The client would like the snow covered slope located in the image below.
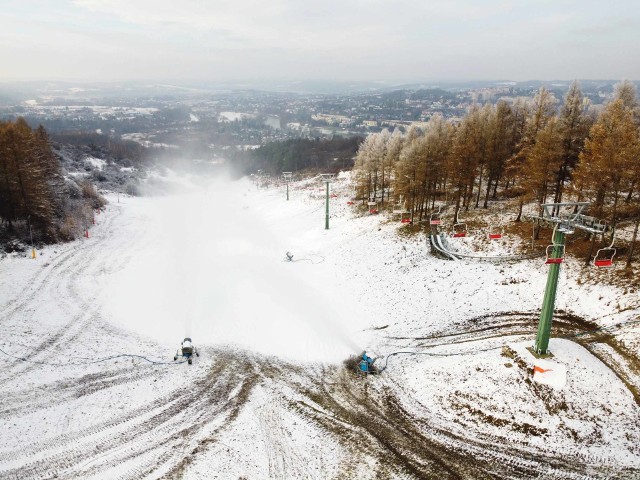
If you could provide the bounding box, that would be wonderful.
[0,174,638,479]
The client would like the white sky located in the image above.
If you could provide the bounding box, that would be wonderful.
[1,0,639,82]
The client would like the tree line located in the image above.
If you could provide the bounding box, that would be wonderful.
[352,80,640,267]
[236,136,364,176]
[0,118,104,245]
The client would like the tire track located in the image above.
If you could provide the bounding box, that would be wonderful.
[0,205,147,384]
[0,351,261,479]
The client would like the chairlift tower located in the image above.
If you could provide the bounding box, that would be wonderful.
[283,172,292,201]
[531,202,607,355]
[320,174,335,230]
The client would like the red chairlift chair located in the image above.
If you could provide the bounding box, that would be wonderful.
[545,244,565,264]
[593,230,616,268]
[400,211,412,223]
[488,224,503,240]
[429,208,441,225]
[451,223,467,238]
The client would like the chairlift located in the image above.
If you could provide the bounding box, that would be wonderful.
[451,222,467,238]
[429,207,441,225]
[593,232,616,268]
[545,245,565,264]
[544,224,566,264]
[488,224,503,240]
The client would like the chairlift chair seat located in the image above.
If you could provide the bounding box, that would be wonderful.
[429,207,441,226]
[488,224,503,240]
[594,248,615,268]
[545,244,565,264]
[594,259,614,268]
[593,229,616,267]
[546,258,563,264]
[451,222,467,238]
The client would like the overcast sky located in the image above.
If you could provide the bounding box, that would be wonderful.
[1,0,638,83]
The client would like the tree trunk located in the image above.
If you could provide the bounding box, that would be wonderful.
[625,180,636,204]
[380,167,385,207]
[483,176,493,208]
[515,198,524,222]
[475,165,484,208]
[466,175,475,211]
[454,202,461,224]
[420,178,429,221]
[626,219,639,269]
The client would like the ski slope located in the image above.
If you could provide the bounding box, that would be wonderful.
[0,173,639,479]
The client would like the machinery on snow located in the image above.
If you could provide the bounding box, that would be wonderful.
[346,351,384,375]
[174,337,199,364]
[359,351,382,374]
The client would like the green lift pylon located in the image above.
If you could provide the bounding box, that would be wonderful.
[533,227,566,355]
[530,202,608,356]
[324,181,330,229]
[320,173,334,230]
[283,172,292,201]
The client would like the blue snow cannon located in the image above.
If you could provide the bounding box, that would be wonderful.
[359,351,377,374]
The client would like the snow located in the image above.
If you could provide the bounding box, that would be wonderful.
[0,171,639,478]
[122,132,180,149]
[218,111,255,122]
[532,358,567,389]
[101,182,364,362]
[85,156,106,170]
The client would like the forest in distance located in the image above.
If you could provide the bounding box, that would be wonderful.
[348,80,640,262]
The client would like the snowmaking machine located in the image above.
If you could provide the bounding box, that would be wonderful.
[356,351,384,375]
[174,337,199,365]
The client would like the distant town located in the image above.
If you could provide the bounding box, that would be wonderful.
[0,80,634,161]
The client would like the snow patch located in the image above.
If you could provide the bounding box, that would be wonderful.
[532,358,567,390]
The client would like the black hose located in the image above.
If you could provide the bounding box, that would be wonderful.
[0,347,188,367]
[376,316,640,372]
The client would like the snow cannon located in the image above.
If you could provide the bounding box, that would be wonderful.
[174,337,199,365]
[358,351,383,375]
